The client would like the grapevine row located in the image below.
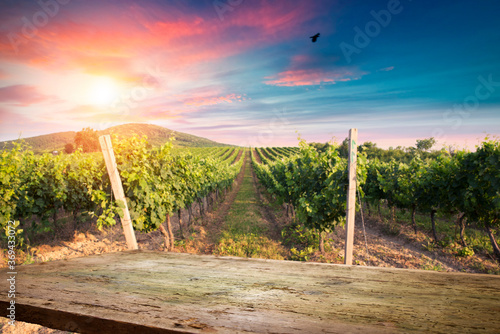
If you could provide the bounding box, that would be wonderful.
[253,141,367,244]
[253,141,500,259]
[0,137,244,248]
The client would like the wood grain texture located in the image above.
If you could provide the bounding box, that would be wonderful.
[99,135,138,250]
[1,251,499,333]
[344,128,358,265]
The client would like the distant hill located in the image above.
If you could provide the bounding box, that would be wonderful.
[1,123,231,153]
[102,123,229,148]
[0,131,76,154]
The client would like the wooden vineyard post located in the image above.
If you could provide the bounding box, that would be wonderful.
[344,128,358,265]
[99,135,138,250]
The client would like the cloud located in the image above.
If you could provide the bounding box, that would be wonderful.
[264,69,359,87]
[0,85,60,106]
[264,54,365,86]
[379,66,395,72]
[0,0,324,80]
[184,93,246,106]
[0,0,337,138]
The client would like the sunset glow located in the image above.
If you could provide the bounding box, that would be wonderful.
[0,0,499,148]
[86,77,120,106]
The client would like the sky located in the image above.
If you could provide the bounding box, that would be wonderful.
[0,0,499,149]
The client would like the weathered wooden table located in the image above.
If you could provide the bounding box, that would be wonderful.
[1,250,499,333]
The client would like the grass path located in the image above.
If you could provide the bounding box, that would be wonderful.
[213,150,287,259]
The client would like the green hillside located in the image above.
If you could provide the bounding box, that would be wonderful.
[102,123,230,148]
[1,123,231,153]
[0,132,76,154]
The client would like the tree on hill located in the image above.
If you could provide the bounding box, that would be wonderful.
[64,143,74,154]
[416,137,436,152]
[74,128,99,153]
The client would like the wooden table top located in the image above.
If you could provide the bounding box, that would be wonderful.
[1,250,499,333]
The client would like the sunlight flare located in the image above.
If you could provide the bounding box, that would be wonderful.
[87,77,119,106]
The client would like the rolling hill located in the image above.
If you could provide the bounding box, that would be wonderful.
[1,123,232,153]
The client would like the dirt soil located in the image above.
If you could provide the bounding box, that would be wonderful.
[252,148,262,163]
[324,216,500,274]
[1,150,498,333]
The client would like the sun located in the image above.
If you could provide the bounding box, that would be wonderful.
[88,77,119,106]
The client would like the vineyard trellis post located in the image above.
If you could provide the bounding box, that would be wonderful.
[344,128,358,265]
[99,135,138,250]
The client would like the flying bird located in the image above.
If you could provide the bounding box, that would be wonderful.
[310,33,320,42]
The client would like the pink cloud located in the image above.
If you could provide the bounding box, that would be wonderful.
[264,54,365,86]
[0,0,340,135]
[0,0,324,80]
[264,69,358,87]
[0,85,60,106]
[184,93,246,107]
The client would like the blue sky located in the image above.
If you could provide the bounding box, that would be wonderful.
[0,0,499,148]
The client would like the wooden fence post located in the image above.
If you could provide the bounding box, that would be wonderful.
[99,135,138,250]
[344,128,358,265]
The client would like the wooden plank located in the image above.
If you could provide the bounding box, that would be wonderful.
[99,135,138,250]
[344,128,358,265]
[1,251,499,333]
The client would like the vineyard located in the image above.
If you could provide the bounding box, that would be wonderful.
[1,137,244,252]
[1,136,499,274]
[253,139,500,265]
